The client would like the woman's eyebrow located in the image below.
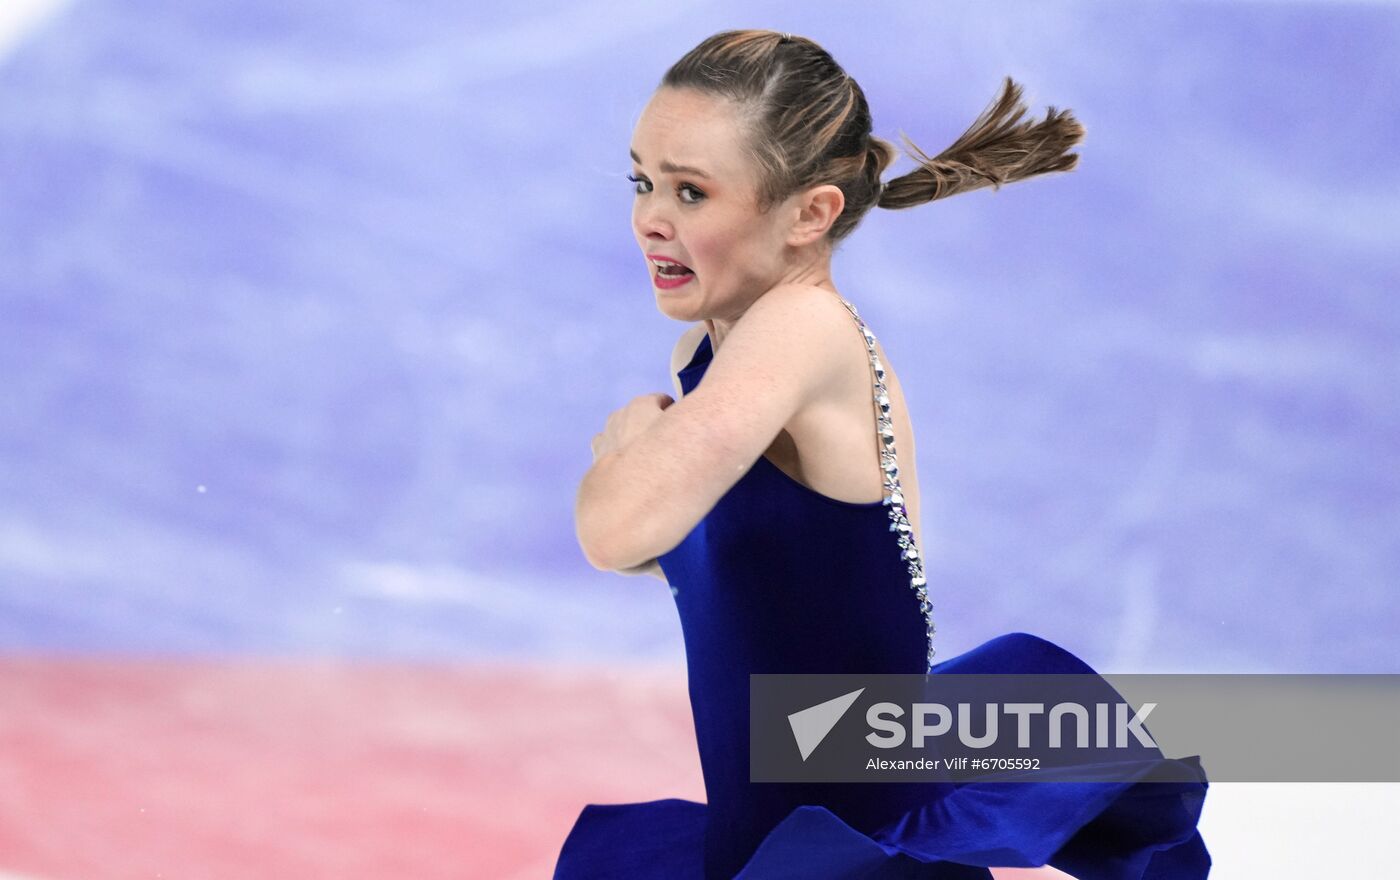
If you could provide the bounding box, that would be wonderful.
[629,149,712,179]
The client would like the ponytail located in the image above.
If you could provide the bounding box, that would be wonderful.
[877,76,1085,209]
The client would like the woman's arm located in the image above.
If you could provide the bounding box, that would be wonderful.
[581,325,704,581]
[575,285,852,572]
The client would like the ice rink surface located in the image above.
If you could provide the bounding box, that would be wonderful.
[0,1,1396,877]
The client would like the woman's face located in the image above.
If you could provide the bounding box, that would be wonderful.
[629,87,794,323]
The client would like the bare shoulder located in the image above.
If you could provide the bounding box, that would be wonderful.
[686,284,862,418]
[745,282,850,322]
[724,284,862,377]
[730,284,857,349]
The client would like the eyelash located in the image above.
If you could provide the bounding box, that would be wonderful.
[626,174,705,204]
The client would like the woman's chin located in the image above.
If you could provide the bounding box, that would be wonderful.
[654,289,697,320]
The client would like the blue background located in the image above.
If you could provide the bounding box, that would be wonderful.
[1,0,1396,673]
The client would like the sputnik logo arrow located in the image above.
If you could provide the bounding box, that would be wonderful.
[787,688,865,761]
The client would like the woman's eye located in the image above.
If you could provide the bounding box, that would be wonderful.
[626,174,704,204]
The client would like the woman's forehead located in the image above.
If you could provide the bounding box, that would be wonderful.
[632,89,751,176]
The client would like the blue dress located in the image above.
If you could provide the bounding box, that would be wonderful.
[554,299,1210,879]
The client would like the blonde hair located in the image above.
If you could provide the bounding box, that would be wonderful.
[660,29,1086,243]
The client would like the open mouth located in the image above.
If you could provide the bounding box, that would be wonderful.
[652,258,695,278]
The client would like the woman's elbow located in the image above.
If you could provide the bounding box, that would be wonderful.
[575,503,633,572]
[574,468,675,571]
[577,461,626,570]
[578,502,668,571]
[577,526,641,572]
[577,526,617,571]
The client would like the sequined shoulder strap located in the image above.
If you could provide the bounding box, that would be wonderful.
[837,297,937,669]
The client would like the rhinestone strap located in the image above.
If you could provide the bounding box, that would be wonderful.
[837,298,937,669]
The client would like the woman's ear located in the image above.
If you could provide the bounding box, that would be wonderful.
[786,184,845,247]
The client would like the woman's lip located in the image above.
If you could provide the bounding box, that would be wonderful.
[652,266,696,289]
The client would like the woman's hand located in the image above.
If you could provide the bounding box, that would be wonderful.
[590,392,675,462]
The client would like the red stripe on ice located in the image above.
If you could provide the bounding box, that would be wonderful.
[0,656,701,879]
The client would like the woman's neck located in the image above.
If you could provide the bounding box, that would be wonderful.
[705,254,837,354]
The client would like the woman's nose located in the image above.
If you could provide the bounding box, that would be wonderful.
[633,200,673,240]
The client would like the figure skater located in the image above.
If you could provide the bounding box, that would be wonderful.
[555,29,1209,880]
